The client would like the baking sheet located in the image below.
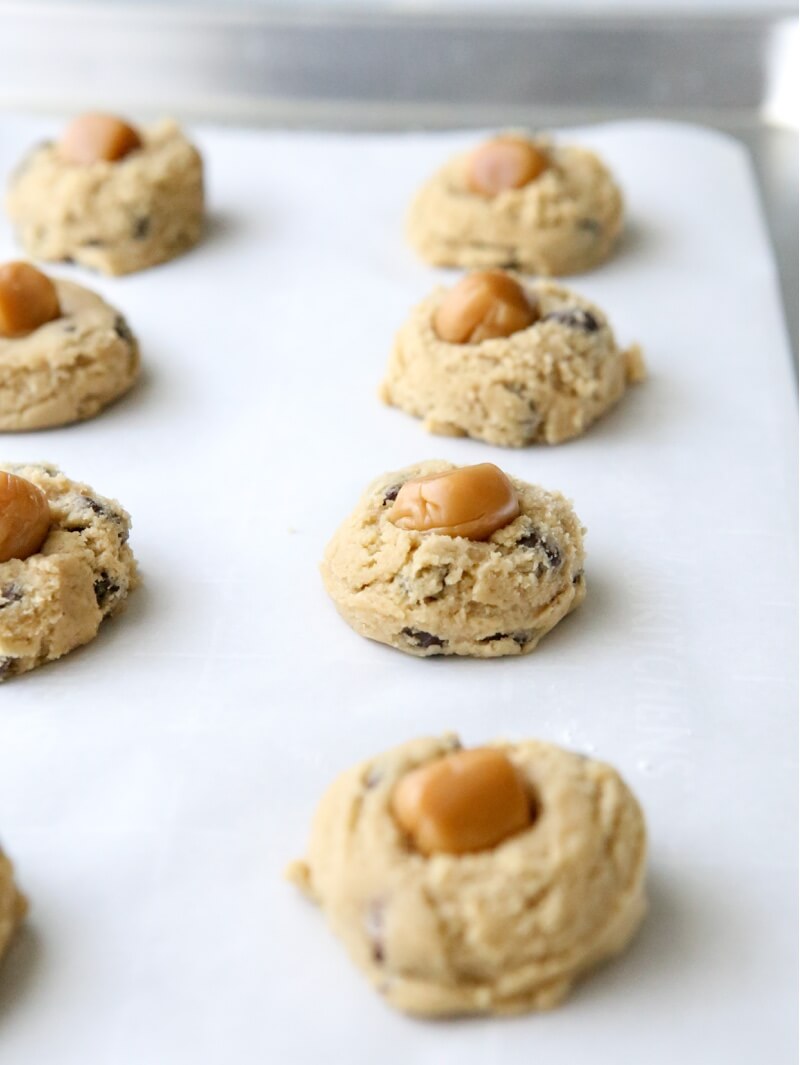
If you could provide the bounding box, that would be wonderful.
[0,118,795,1064]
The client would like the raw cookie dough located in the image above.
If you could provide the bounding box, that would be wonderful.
[321,461,585,658]
[0,847,26,963]
[0,279,140,431]
[6,119,203,275]
[380,277,645,447]
[288,734,647,1016]
[0,463,138,679]
[407,135,623,275]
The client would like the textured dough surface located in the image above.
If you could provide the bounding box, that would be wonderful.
[0,463,138,679]
[289,734,647,1016]
[6,120,203,275]
[0,848,26,963]
[407,136,623,275]
[380,279,644,447]
[321,461,585,658]
[0,280,140,430]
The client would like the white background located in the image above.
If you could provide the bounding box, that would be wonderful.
[0,118,796,1063]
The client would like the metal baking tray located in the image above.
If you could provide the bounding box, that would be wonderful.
[0,8,796,1064]
[0,3,796,355]
[0,113,795,1065]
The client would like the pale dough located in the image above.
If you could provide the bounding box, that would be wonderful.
[6,120,203,275]
[380,278,645,447]
[0,279,140,431]
[0,847,26,963]
[321,461,585,658]
[0,463,138,680]
[289,733,647,1016]
[407,135,623,275]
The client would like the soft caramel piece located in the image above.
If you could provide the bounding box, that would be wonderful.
[0,472,51,563]
[433,271,538,344]
[0,262,61,339]
[388,463,519,540]
[59,113,142,165]
[392,748,532,855]
[467,136,549,197]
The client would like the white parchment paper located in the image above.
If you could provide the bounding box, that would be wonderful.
[0,118,796,1064]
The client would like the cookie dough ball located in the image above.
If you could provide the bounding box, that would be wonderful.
[6,115,204,275]
[289,734,647,1016]
[321,461,585,658]
[0,846,26,962]
[0,263,140,430]
[407,133,623,275]
[0,463,138,680]
[380,272,645,447]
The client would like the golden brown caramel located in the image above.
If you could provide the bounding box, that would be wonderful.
[388,463,519,541]
[0,472,51,563]
[0,262,61,339]
[467,137,549,198]
[433,271,537,344]
[392,748,532,855]
[59,113,142,165]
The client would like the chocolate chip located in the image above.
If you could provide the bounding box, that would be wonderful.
[383,483,401,504]
[93,571,119,607]
[59,256,75,265]
[0,583,23,608]
[0,657,14,680]
[80,496,128,540]
[542,309,599,332]
[132,216,150,240]
[81,238,105,248]
[364,766,383,789]
[572,570,584,585]
[517,529,561,568]
[113,316,135,345]
[578,217,602,235]
[82,496,107,517]
[480,631,530,647]
[401,627,446,649]
[364,900,386,964]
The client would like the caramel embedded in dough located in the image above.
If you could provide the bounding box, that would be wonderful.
[321,460,587,659]
[0,262,60,339]
[288,734,647,1016]
[467,136,549,197]
[433,271,538,344]
[388,463,520,541]
[0,471,51,563]
[59,113,142,165]
[392,747,532,854]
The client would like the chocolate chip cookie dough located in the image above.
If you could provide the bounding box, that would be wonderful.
[288,734,647,1016]
[0,464,138,680]
[380,271,645,447]
[0,262,140,430]
[407,133,623,275]
[321,461,585,658]
[0,847,26,963]
[6,114,204,275]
